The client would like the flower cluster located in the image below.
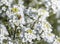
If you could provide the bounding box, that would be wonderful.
[0,0,60,44]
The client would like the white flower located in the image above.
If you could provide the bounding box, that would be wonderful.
[24,33,36,42]
[51,4,57,14]
[13,20,20,26]
[22,38,26,42]
[0,24,8,44]
[41,20,52,32]
[22,28,37,42]
[0,34,8,44]
[0,24,9,35]
[51,0,58,5]
[51,0,60,13]
[2,6,6,11]
[38,8,49,20]
[36,35,41,40]
[8,41,13,44]
[7,5,26,25]
[0,0,8,4]
[53,37,60,44]
[26,18,33,23]
[34,22,43,34]
[26,7,38,20]
[0,0,10,7]
[38,8,49,16]
[11,5,19,13]
[25,28,36,34]
[41,32,55,43]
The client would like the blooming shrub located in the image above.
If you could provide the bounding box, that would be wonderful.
[0,0,60,44]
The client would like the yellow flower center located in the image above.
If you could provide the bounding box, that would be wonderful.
[11,7,19,13]
[41,9,46,13]
[27,29,33,34]
[48,33,53,36]
[44,23,50,28]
